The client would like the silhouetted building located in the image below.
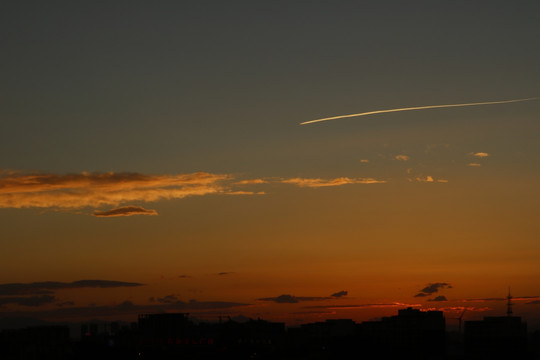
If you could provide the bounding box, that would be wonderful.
[358,307,446,359]
[287,319,358,358]
[464,316,528,359]
[137,313,285,358]
[0,326,71,360]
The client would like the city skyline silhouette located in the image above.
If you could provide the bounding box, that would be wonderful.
[2,1,540,357]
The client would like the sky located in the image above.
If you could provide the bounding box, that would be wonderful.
[1,1,540,329]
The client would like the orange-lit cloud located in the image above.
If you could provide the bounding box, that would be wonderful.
[395,155,410,161]
[467,163,482,167]
[471,152,489,158]
[415,176,434,183]
[93,206,158,217]
[305,302,422,310]
[234,179,268,185]
[430,306,492,313]
[413,175,447,183]
[0,171,228,210]
[462,296,540,303]
[282,177,386,188]
[225,191,265,195]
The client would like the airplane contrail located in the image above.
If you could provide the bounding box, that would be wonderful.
[300,97,539,125]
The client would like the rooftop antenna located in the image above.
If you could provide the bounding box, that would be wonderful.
[506,287,513,316]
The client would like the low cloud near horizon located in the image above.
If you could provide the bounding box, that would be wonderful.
[0,280,144,296]
[258,291,349,304]
[0,299,250,320]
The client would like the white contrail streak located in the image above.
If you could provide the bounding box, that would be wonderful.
[300,97,539,125]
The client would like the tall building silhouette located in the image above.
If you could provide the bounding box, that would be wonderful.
[464,290,528,359]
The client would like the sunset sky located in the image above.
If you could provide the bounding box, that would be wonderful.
[1,1,540,329]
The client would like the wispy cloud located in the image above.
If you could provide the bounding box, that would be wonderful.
[234,179,268,185]
[258,290,350,304]
[0,300,250,320]
[156,294,180,304]
[0,280,144,296]
[225,191,265,195]
[1,171,388,215]
[257,294,330,304]
[217,272,234,276]
[467,163,482,167]
[415,176,434,183]
[463,296,540,303]
[0,295,56,307]
[93,206,158,217]
[282,177,386,188]
[0,171,228,210]
[471,152,489,158]
[395,155,410,161]
[305,302,422,310]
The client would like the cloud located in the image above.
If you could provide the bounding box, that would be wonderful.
[0,171,229,210]
[257,294,330,304]
[435,306,492,313]
[463,296,540,303]
[0,280,144,296]
[282,177,386,188]
[331,291,348,298]
[395,155,410,161]
[437,179,449,183]
[463,297,505,302]
[428,296,448,302]
[414,282,452,297]
[305,302,422,310]
[217,272,234,276]
[178,275,192,279]
[92,206,158,217]
[471,152,489,158]
[526,300,540,305]
[157,294,179,304]
[415,176,434,183]
[225,191,264,195]
[234,179,268,185]
[56,301,75,307]
[467,163,482,167]
[0,299,249,320]
[2,171,389,215]
[360,159,369,163]
[0,295,56,307]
